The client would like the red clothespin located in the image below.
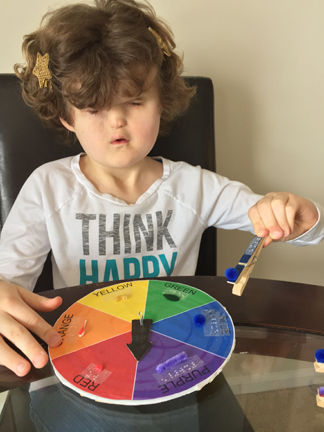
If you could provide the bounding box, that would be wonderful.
[78,319,87,337]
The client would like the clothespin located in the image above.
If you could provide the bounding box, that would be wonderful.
[225,235,266,296]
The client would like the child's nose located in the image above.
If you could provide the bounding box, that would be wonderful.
[108,107,127,129]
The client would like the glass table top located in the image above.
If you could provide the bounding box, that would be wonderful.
[1,325,324,432]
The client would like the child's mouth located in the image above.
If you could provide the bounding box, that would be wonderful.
[111,137,129,145]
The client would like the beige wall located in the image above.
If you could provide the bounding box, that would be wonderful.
[1,0,324,286]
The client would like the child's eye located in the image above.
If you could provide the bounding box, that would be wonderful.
[130,101,142,106]
[85,109,99,115]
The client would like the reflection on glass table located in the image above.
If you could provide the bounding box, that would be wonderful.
[1,326,324,432]
[224,327,324,432]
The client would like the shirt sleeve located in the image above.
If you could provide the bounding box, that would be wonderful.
[0,172,51,291]
[288,202,324,246]
[198,167,324,245]
[196,167,263,232]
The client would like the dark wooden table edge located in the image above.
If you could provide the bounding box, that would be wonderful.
[41,275,324,333]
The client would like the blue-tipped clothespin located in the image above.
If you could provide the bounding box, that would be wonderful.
[225,235,266,296]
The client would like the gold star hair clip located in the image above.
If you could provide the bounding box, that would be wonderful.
[148,27,171,57]
[32,52,52,89]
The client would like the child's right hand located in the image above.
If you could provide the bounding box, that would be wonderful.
[0,280,62,376]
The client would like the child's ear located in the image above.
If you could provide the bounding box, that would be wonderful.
[60,117,75,132]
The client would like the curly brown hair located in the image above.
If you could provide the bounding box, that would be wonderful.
[14,0,195,143]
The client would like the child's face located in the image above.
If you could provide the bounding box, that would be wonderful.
[61,68,161,173]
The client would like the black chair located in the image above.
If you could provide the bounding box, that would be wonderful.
[0,74,216,292]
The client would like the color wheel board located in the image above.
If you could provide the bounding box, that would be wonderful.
[49,280,235,405]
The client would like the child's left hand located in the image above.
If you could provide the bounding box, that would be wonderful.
[248,192,319,247]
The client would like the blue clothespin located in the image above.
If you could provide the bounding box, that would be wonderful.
[225,235,266,296]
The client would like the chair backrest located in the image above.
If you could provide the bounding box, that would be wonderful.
[0,74,216,291]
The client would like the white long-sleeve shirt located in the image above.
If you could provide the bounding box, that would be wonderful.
[0,155,323,291]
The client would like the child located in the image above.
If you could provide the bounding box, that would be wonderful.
[0,0,323,380]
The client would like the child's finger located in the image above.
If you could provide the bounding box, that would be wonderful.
[0,288,62,369]
[18,287,62,313]
[0,283,62,376]
[249,193,285,240]
[0,334,32,377]
[1,297,62,351]
[247,207,272,246]
[0,311,50,373]
[266,192,294,239]
[18,292,63,350]
[248,206,269,237]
